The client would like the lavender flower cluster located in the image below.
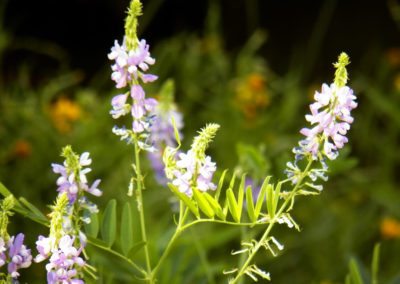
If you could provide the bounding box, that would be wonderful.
[35,235,85,284]
[33,148,101,283]
[172,150,217,197]
[298,83,357,160]
[286,53,357,188]
[52,152,102,204]
[109,37,159,141]
[0,233,32,279]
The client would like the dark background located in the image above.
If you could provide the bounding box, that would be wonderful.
[3,0,400,84]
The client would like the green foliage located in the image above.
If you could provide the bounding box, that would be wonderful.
[84,212,99,238]
[120,202,134,255]
[101,199,117,247]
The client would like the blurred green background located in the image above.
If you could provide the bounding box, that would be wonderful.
[1,0,400,283]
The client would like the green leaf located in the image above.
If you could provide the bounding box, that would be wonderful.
[266,183,273,219]
[237,174,246,222]
[171,115,182,148]
[272,182,282,218]
[0,185,49,226]
[88,236,110,249]
[168,184,199,218]
[0,182,12,197]
[215,169,228,202]
[228,173,236,192]
[371,243,380,284]
[120,202,134,256]
[222,197,229,218]
[227,188,240,222]
[193,189,215,218]
[255,176,271,220]
[84,212,99,238]
[128,241,146,259]
[203,192,224,220]
[101,199,117,247]
[345,275,351,284]
[19,197,47,221]
[349,259,364,284]
[246,186,256,223]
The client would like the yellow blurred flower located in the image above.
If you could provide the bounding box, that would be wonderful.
[234,73,270,121]
[380,217,400,239]
[49,97,82,133]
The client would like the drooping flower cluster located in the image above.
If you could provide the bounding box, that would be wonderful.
[0,234,32,279]
[108,0,159,149]
[285,53,357,187]
[164,124,219,197]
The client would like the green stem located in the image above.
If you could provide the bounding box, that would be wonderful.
[237,226,248,284]
[151,204,189,279]
[133,140,152,282]
[231,159,313,283]
[87,239,146,276]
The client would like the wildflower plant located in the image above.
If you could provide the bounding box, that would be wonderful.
[34,146,101,283]
[0,0,361,282]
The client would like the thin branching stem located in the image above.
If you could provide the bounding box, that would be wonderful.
[230,159,314,283]
[151,205,189,279]
[87,239,146,276]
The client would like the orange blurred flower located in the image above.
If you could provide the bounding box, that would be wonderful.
[11,139,32,158]
[393,73,400,91]
[234,73,270,121]
[49,97,82,133]
[386,48,400,67]
[380,217,400,239]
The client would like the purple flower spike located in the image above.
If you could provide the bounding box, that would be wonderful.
[298,83,357,160]
[7,233,32,279]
